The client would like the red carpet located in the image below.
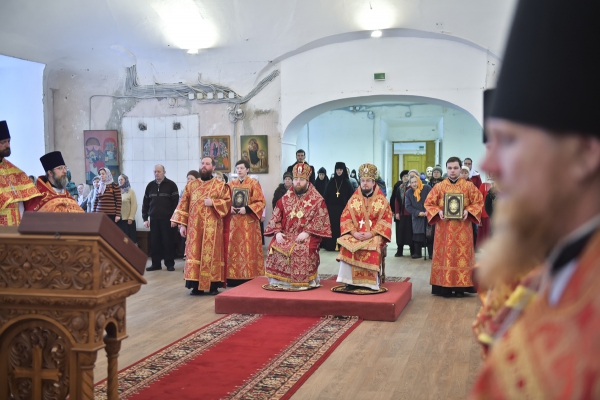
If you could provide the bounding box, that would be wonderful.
[94,314,361,399]
[215,277,412,322]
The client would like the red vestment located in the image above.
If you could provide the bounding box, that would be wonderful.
[470,231,600,399]
[478,182,492,246]
[227,177,265,279]
[336,186,393,286]
[264,184,331,286]
[24,177,84,213]
[0,159,41,226]
[171,178,231,291]
[424,178,483,289]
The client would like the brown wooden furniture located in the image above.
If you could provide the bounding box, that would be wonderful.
[0,213,146,400]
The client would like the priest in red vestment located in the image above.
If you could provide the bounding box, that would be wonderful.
[470,0,600,397]
[264,163,331,290]
[336,163,392,291]
[24,151,83,213]
[226,160,266,286]
[424,156,483,297]
[0,121,41,226]
[171,157,231,295]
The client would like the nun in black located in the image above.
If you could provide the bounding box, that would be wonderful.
[314,167,329,197]
[322,162,354,251]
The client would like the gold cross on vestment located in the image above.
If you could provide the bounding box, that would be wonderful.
[13,346,61,399]
[336,191,340,197]
[359,219,365,229]
[289,210,296,219]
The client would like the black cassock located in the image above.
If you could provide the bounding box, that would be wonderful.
[322,172,354,251]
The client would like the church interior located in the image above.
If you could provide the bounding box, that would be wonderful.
[0,0,518,398]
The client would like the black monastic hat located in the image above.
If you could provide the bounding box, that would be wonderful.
[0,121,9,141]
[40,151,66,172]
[491,0,600,137]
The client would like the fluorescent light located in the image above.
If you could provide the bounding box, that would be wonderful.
[371,30,382,38]
[187,49,199,54]
[153,0,217,50]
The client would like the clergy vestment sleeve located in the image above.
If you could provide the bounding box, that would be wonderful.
[465,182,483,224]
[264,199,284,236]
[211,184,231,219]
[247,179,266,219]
[171,184,191,226]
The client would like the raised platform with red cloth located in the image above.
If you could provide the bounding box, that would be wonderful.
[215,277,412,322]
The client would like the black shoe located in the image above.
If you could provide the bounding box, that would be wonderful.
[394,252,403,257]
[411,254,421,259]
[455,292,465,298]
[166,266,175,271]
[190,289,204,296]
[146,265,162,271]
[208,290,219,296]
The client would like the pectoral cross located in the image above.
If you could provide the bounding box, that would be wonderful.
[359,219,365,229]
[13,346,61,399]
[336,191,340,197]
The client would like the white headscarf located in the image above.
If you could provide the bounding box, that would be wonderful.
[96,168,114,195]
[77,184,91,206]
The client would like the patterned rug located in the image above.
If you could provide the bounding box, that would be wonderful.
[94,314,361,400]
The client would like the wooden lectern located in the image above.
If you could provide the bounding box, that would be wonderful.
[0,213,147,400]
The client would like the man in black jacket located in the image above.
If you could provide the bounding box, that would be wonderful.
[286,149,315,184]
[142,164,179,271]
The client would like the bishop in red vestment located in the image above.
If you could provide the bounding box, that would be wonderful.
[424,157,483,297]
[336,163,392,291]
[24,151,83,214]
[264,163,331,289]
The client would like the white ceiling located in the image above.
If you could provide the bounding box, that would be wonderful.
[0,0,517,76]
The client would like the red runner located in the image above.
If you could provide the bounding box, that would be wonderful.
[95,314,361,399]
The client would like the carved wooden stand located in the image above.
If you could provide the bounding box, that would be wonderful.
[0,213,147,400]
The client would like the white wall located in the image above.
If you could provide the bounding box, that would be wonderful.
[0,55,45,176]
[296,110,375,176]
[121,114,199,227]
[281,35,496,169]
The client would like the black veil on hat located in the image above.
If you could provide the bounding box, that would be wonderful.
[483,89,495,143]
[0,121,10,140]
[491,0,600,137]
[40,151,66,172]
[333,162,349,180]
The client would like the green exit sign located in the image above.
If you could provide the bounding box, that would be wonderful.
[374,72,386,81]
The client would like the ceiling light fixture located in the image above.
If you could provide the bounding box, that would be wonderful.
[371,30,382,38]
[187,49,199,54]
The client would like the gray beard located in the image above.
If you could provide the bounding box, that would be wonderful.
[52,175,68,190]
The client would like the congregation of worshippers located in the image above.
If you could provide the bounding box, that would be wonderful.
[0,118,486,297]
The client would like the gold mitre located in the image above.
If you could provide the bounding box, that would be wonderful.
[293,162,312,180]
[358,163,378,180]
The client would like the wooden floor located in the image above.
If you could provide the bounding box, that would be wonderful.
[94,242,483,399]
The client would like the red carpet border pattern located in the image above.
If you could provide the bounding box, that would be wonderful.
[94,314,261,399]
[224,315,360,399]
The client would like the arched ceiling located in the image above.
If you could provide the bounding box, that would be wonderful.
[0,0,517,76]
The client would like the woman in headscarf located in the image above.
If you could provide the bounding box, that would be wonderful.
[314,167,329,197]
[393,170,414,257]
[93,167,121,223]
[117,174,138,243]
[86,176,100,213]
[77,183,91,211]
[322,161,354,251]
[405,174,432,258]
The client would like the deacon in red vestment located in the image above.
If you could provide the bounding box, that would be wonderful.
[171,157,231,295]
[24,151,83,214]
[424,156,483,297]
[264,163,331,290]
[0,121,41,226]
[470,0,600,395]
[226,160,266,285]
[336,163,392,291]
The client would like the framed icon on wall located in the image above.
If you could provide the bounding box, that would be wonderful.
[201,135,230,172]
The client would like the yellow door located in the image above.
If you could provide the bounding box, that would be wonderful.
[403,154,426,173]
[392,154,399,185]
